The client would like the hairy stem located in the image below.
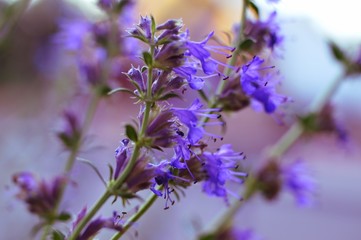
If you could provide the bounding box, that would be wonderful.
[67,46,155,240]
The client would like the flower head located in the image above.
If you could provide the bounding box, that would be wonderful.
[282,159,316,206]
[171,98,222,144]
[200,144,247,203]
[149,161,176,209]
[243,11,283,53]
[240,56,288,113]
[73,208,123,240]
[12,172,66,218]
[113,139,155,197]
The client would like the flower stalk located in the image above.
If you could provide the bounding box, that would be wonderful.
[201,73,345,237]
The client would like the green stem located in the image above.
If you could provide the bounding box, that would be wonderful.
[268,74,344,159]
[68,191,112,240]
[67,46,155,240]
[40,224,51,240]
[215,0,247,96]
[110,191,159,240]
[203,74,345,236]
[39,90,101,239]
[200,0,248,124]
[65,92,100,172]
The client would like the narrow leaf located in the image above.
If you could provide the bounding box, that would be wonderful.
[239,39,254,50]
[142,52,153,67]
[248,0,260,19]
[329,41,346,62]
[107,87,137,96]
[125,124,138,142]
[157,92,182,101]
[52,230,65,240]
[57,212,71,222]
[151,15,156,34]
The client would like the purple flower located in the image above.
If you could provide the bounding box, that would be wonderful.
[114,139,131,179]
[173,65,205,90]
[240,56,288,113]
[12,172,66,218]
[113,139,155,196]
[171,98,221,144]
[55,18,107,85]
[145,109,178,149]
[282,159,316,206]
[72,208,123,240]
[128,16,152,42]
[183,31,218,74]
[243,11,283,52]
[126,66,146,92]
[56,19,91,51]
[149,160,189,209]
[58,110,81,149]
[200,144,246,203]
[172,30,234,89]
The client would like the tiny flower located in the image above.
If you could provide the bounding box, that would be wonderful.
[183,31,218,74]
[113,139,155,197]
[58,110,81,149]
[151,70,184,96]
[126,66,146,92]
[154,40,187,69]
[73,208,123,240]
[243,11,283,53]
[282,159,316,206]
[12,172,66,219]
[200,144,247,203]
[240,56,288,113]
[149,160,189,209]
[156,19,183,31]
[128,16,152,43]
[145,109,178,149]
[171,98,222,145]
[55,19,91,52]
[55,18,107,86]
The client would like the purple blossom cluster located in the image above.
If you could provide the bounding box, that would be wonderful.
[8,0,332,239]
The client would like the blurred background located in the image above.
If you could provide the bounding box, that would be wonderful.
[1,0,361,239]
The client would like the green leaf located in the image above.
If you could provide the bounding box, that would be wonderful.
[96,84,112,97]
[157,92,182,101]
[57,212,71,222]
[52,230,65,240]
[108,163,114,181]
[107,87,137,97]
[142,51,153,67]
[239,39,254,50]
[141,66,148,72]
[151,15,156,35]
[329,41,346,62]
[198,234,216,240]
[248,0,260,19]
[125,124,138,142]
